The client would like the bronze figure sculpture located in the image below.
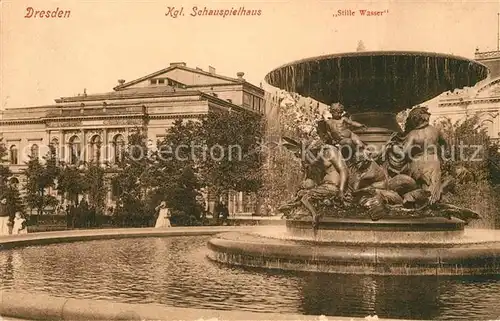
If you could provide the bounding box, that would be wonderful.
[279,105,480,226]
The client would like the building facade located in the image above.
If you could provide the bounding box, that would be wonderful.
[427,49,500,143]
[0,63,266,214]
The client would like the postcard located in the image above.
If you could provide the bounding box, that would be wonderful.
[1,1,500,321]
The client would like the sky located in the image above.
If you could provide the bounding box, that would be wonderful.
[1,0,499,110]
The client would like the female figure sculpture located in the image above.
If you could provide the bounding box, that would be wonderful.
[401,106,447,205]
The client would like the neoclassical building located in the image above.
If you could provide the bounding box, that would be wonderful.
[428,49,500,143]
[0,62,267,214]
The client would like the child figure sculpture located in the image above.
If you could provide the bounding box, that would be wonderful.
[324,103,367,150]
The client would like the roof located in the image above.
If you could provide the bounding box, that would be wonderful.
[112,64,264,94]
[55,89,205,103]
[113,64,241,90]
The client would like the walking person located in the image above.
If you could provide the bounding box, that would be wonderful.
[12,212,27,235]
[220,201,229,226]
[65,204,73,229]
[154,201,172,228]
[213,201,222,225]
[0,197,10,236]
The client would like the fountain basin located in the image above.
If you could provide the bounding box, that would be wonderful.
[207,220,500,276]
[2,228,500,320]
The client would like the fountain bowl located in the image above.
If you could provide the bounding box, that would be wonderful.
[265,51,488,113]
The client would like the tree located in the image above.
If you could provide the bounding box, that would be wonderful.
[198,111,265,199]
[2,185,23,218]
[0,139,23,217]
[259,93,318,212]
[437,115,500,183]
[152,112,264,222]
[435,115,500,228]
[0,138,12,198]
[83,162,107,215]
[111,129,154,226]
[22,146,59,215]
[152,119,203,225]
[57,165,86,205]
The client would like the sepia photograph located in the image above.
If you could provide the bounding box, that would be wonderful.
[1,0,500,320]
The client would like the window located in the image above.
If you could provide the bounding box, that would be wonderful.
[9,177,19,187]
[158,79,165,84]
[150,79,158,85]
[69,136,81,165]
[113,134,125,164]
[30,144,39,159]
[51,138,60,159]
[243,93,251,107]
[9,145,18,165]
[252,96,259,111]
[89,135,102,162]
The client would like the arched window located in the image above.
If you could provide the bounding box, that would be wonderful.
[69,136,81,165]
[30,144,39,159]
[9,145,18,165]
[9,177,19,187]
[89,135,102,162]
[113,134,125,163]
[50,138,60,159]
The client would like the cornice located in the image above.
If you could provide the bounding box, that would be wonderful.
[44,113,146,122]
[0,119,45,126]
[148,113,206,120]
[56,90,205,103]
[475,50,500,60]
[438,97,500,107]
[1,97,259,126]
[1,113,206,128]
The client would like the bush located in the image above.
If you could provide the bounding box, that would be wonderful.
[169,209,203,226]
[113,199,155,227]
[444,181,500,228]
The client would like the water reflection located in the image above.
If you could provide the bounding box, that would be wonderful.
[299,274,441,320]
[1,236,499,320]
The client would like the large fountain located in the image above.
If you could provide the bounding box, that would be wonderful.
[207,51,500,275]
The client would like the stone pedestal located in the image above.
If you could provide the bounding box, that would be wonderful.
[350,112,401,150]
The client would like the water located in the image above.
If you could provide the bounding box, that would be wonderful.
[1,236,499,320]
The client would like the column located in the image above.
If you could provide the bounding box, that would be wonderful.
[207,188,215,214]
[61,131,66,163]
[228,191,234,215]
[237,192,244,213]
[230,192,236,216]
[103,128,108,163]
[106,178,113,207]
[80,129,86,163]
